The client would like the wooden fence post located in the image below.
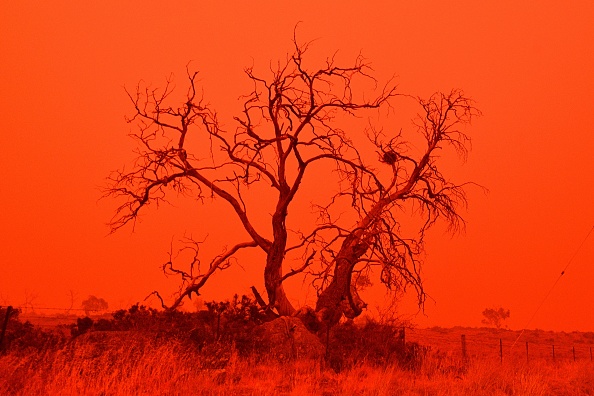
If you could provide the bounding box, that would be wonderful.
[552,344,555,361]
[525,341,529,364]
[0,306,13,351]
[590,346,592,362]
[573,346,576,362]
[499,338,503,364]
[461,334,467,362]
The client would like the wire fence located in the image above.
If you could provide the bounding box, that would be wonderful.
[0,304,87,313]
[405,327,594,363]
[0,304,95,329]
[2,304,594,363]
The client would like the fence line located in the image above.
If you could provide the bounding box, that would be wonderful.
[2,305,593,363]
[0,305,110,330]
[0,304,87,312]
[404,327,594,363]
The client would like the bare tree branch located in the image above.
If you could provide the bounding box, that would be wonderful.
[106,35,478,327]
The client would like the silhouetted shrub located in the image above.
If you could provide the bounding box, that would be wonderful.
[0,307,66,352]
[209,294,267,354]
[93,318,113,331]
[93,295,265,354]
[108,304,198,336]
[71,317,94,337]
[326,319,428,371]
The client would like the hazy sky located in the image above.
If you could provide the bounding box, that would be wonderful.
[1,2,594,331]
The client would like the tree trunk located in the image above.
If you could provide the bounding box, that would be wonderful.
[264,209,296,316]
[264,255,296,316]
[315,236,368,328]
[315,199,389,328]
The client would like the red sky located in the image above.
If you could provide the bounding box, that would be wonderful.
[1,2,594,331]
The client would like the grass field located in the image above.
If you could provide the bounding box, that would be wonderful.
[1,315,593,395]
[406,326,594,363]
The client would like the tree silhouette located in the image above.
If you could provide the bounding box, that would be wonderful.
[106,36,479,330]
[81,295,109,316]
[481,307,510,329]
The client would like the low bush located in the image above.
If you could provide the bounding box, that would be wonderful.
[0,307,66,352]
[326,320,428,371]
[4,298,426,373]
[67,294,266,360]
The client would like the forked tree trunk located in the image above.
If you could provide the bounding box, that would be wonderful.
[315,199,388,329]
[315,235,369,328]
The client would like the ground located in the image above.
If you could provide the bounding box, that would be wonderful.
[1,313,593,395]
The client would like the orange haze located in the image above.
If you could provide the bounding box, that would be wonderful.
[1,2,594,331]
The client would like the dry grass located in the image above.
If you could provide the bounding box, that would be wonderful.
[1,330,593,395]
[406,326,594,362]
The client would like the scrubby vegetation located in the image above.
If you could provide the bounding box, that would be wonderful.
[0,307,67,352]
[1,301,593,395]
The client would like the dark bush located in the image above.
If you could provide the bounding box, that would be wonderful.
[0,307,66,352]
[88,295,265,353]
[93,318,113,331]
[325,319,428,371]
[71,317,94,337]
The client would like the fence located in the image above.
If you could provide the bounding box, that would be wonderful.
[0,304,116,351]
[2,303,594,364]
[404,327,594,364]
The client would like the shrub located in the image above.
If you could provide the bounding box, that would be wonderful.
[0,307,65,352]
[73,294,266,356]
[326,319,428,371]
[71,317,94,337]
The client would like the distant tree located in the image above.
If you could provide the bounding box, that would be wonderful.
[481,307,510,329]
[82,295,109,316]
[106,34,479,332]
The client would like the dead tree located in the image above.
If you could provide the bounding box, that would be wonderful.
[106,37,477,323]
[312,90,479,329]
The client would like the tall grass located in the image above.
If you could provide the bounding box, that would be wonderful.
[1,331,592,395]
